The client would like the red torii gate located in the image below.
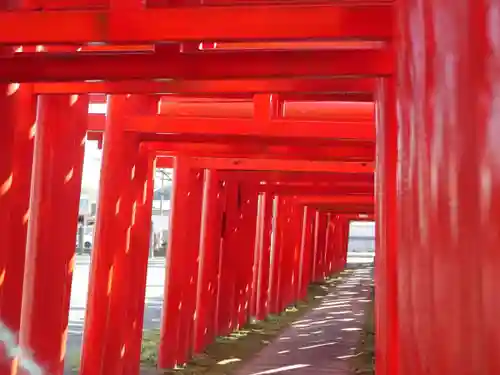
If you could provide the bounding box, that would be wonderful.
[0,1,458,375]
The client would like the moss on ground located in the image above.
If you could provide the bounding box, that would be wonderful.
[350,285,375,375]
[140,270,351,375]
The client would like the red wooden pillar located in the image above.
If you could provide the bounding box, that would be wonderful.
[18,94,87,375]
[194,170,224,353]
[396,1,495,374]
[255,192,274,320]
[374,77,398,375]
[249,194,264,318]
[158,157,203,368]
[236,186,259,329]
[277,198,297,310]
[312,212,327,282]
[290,201,303,303]
[0,82,34,336]
[323,213,334,275]
[80,96,146,375]
[297,206,315,300]
[339,217,349,269]
[268,196,283,314]
[216,180,239,335]
[123,146,156,375]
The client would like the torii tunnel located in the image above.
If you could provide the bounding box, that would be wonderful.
[0,1,498,375]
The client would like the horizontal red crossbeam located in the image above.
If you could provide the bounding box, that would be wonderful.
[121,116,376,140]
[0,49,391,82]
[149,141,374,161]
[34,77,376,96]
[316,205,374,214]
[260,184,373,196]
[297,195,374,205]
[219,171,374,184]
[158,100,374,121]
[159,157,374,173]
[0,5,392,44]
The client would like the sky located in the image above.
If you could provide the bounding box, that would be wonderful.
[82,104,170,201]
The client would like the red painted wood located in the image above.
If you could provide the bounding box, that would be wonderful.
[158,157,203,368]
[0,5,393,44]
[20,94,88,375]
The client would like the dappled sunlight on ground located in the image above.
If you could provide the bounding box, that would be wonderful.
[234,266,373,375]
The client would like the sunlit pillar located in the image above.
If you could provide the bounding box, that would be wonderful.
[194,170,224,353]
[297,206,315,300]
[268,196,283,314]
[80,95,146,375]
[254,192,274,320]
[122,146,156,375]
[158,157,204,369]
[19,94,88,375]
[0,82,34,336]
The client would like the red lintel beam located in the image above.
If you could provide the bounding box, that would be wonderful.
[260,184,374,196]
[33,77,375,97]
[297,195,374,205]
[149,141,374,161]
[161,157,374,173]
[123,117,375,141]
[219,171,374,184]
[0,49,391,82]
[0,5,392,44]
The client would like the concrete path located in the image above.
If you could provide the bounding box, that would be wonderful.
[234,266,373,375]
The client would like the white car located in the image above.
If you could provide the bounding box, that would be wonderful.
[76,227,94,251]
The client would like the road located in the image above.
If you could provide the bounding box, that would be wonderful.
[65,256,166,372]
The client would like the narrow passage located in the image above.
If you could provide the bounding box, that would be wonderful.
[234,266,373,375]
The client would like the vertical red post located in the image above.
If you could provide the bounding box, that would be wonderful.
[123,146,156,375]
[255,192,274,320]
[312,212,327,282]
[216,180,239,335]
[158,156,203,368]
[374,77,398,375]
[19,94,88,375]
[297,206,315,300]
[277,198,296,310]
[194,170,223,353]
[268,196,283,314]
[323,213,333,275]
[396,1,495,373]
[290,201,303,303]
[236,186,258,329]
[249,194,264,318]
[0,82,34,336]
[80,96,145,375]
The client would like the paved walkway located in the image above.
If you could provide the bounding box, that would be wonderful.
[234,266,373,375]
